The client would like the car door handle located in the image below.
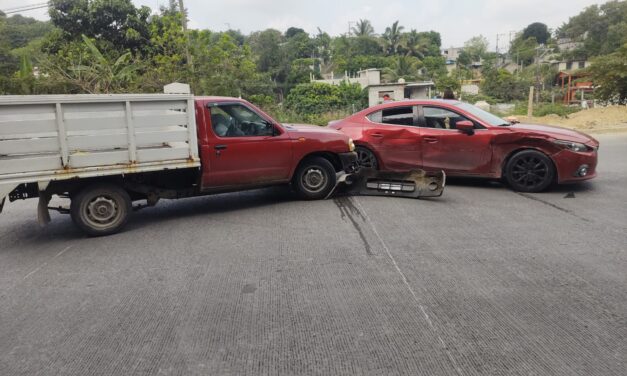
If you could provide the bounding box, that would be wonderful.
[214,145,228,150]
[423,137,439,143]
[371,133,384,138]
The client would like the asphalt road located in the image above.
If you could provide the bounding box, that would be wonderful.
[1,133,626,376]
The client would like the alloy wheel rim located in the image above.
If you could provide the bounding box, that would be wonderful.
[357,149,376,168]
[511,156,548,188]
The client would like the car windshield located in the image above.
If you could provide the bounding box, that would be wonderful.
[454,102,509,126]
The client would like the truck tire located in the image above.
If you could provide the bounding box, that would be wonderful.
[293,157,337,200]
[70,184,132,236]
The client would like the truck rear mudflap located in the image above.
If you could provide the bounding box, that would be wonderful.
[331,168,445,199]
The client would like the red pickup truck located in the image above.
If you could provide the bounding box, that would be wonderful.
[0,94,357,236]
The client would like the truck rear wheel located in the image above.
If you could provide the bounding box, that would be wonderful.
[293,157,337,200]
[70,184,132,236]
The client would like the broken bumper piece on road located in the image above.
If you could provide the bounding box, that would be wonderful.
[332,168,446,199]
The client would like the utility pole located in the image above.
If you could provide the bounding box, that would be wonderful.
[178,0,194,73]
[347,21,355,37]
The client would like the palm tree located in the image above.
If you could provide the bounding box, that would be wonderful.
[383,20,405,55]
[45,35,139,93]
[403,29,431,59]
[351,19,375,37]
[383,55,421,82]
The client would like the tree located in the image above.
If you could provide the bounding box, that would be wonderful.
[351,19,375,37]
[248,29,286,79]
[481,68,529,101]
[422,56,447,80]
[285,82,342,113]
[509,36,538,66]
[522,22,550,45]
[587,44,627,103]
[383,21,404,55]
[285,27,306,39]
[402,30,429,58]
[42,35,139,93]
[48,0,151,54]
[557,1,627,58]
[285,82,364,114]
[463,35,489,62]
[383,55,422,82]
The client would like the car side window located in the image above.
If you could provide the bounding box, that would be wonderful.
[422,106,473,130]
[209,104,273,137]
[367,106,415,126]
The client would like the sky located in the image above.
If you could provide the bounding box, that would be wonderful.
[1,0,609,50]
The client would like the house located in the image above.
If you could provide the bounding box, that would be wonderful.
[557,71,593,104]
[557,38,583,52]
[312,68,382,89]
[366,79,435,107]
[555,60,590,71]
[311,69,435,107]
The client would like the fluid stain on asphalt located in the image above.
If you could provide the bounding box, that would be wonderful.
[333,197,373,256]
[241,283,257,294]
[516,192,591,223]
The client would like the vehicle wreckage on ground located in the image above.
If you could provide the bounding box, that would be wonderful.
[0,84,445,236]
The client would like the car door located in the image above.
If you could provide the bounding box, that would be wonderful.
[200,103,293,189]
[363,105,422,170]
[418,105,494,174]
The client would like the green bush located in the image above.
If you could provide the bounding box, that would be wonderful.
[285,81,366,114]
[511,101,581,117]
[533,103,581,117]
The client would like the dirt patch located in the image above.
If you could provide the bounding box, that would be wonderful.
[514,106,627,133]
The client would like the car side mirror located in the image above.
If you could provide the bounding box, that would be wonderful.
[456,120,475,135]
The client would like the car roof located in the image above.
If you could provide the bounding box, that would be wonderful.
[353,99,463,117]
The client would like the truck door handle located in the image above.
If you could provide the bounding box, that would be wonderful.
[423,137,438,144]
[214,145,227,150]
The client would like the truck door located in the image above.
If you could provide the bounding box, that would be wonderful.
[200,103,293,189]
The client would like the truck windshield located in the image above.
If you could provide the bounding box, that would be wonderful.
[454,102,509,126]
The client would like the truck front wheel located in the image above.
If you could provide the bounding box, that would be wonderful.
[70,184,132,236]
[293,157,337,200]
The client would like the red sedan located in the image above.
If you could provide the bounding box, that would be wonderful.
[329,100,599,192]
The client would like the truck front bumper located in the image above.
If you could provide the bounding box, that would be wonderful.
[338,152,359,173]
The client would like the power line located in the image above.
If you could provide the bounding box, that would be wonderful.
[1,2,49,15]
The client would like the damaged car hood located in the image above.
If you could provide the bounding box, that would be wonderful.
[510,123,596,144]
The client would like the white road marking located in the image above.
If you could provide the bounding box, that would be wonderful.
[353,197,465,376]
[23,245,73,280]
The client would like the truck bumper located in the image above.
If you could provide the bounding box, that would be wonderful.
[338,152,359,173]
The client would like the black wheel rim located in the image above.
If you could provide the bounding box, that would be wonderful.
[511,156,549,189]
[357,148,377,169]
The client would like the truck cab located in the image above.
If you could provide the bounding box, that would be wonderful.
[194,97,357,193]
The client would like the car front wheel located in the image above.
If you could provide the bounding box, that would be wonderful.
[355,146,378,169]
[505,150,555,192]
[293,157,337,200]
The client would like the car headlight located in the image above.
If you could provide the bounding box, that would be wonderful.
[553,140,589,152]
[348,138,355,152]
